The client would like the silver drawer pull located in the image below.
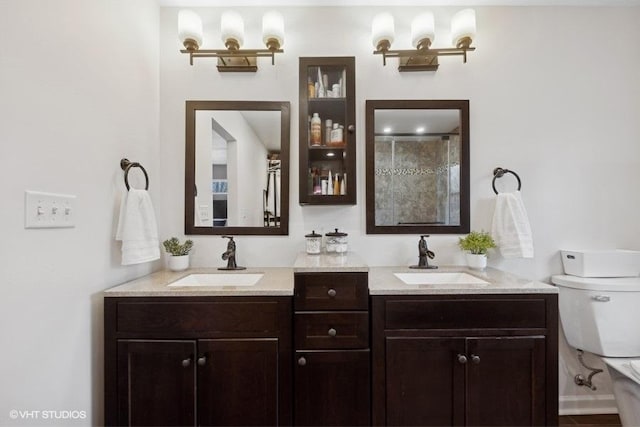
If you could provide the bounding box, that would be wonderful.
[328,328,337,337]
[327,288,337,297]
[592,295,611,302]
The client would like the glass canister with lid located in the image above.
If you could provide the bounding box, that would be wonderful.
[325,228,348,253]
[305,230,322,254]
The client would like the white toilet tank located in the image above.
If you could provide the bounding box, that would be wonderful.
[551,275,640,357]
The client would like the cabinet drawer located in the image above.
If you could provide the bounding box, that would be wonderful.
[295,272,368,310]
[385,298,547,330]
[295,312,369,349]
[115,300,283,334]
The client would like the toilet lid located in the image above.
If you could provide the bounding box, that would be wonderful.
[551,275,640,292]
[603,357,640,385]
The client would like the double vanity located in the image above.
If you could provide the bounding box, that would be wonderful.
[104,253,558,426]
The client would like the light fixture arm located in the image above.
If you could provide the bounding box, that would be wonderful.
[373,45,475,71]
[180,48,283,67]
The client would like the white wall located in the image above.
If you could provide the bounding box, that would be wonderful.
[0,0,160,424]
[159,5,640,413]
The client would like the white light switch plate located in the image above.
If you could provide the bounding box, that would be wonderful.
[25,191,76,229]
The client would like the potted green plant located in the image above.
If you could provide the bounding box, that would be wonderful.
[163,237,194,271]
[458,231,496,270]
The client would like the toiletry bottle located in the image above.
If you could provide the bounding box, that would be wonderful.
[310,113,321,146]
[308,78,315,98]
[334,174,340,195]
[327,171,333,195]
[325,119,332,145]
[330,123,343,146]
[341,173,347,195]
[313,173,322,195]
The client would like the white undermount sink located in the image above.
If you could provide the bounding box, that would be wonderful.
[394,272,489,285]
[168,273,264,287]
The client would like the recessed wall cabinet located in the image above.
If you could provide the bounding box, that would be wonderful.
[299,57,356,205]
[294,272,370,425]
[371,294,558,426]
[104,297,291,426]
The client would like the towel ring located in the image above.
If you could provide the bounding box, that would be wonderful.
[492,167,521,194]
[120,158,149,191]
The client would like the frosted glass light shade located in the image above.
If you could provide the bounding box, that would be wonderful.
[262,11,285,48]
[451,9,476,47]
[178,9,203,49]
[411,12,435,48]
[221,11,244,48]
[371,13,395,50]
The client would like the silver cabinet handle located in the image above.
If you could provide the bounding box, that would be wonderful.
[592,295,611,302]
[457,354,467,364]
[197,356,207,366]
[471,354,481,364]
[327,288,337,297]
[328,328,337,337]
[298,356,307,366]
[182,358,191,368]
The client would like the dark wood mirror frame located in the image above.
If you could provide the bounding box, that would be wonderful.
[185,100,290,235]
[365,99,470,235]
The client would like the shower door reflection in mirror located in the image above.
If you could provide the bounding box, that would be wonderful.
[185,101,290,235]
[366,100,469,234]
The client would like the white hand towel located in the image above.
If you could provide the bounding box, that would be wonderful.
[115,189,160,265]
[491,191,534,259]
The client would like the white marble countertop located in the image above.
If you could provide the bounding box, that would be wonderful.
[369,266,558,295]
[103,267,294,297]
[293,252,369,273]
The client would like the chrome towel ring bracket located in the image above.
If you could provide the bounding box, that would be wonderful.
[492,167,521,194]
[120,158,149,191]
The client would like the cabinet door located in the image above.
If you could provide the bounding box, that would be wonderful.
[465,336,546,426]
[385,337,466,426]
[295,350,370,426]
[117,340,196,426]
[197,338,279,426]
[299,57,356,205]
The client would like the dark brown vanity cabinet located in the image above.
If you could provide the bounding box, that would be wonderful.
[299,57,356,205]
[293,272,370,425]
[104,297,292,426]
[372,294,558,427]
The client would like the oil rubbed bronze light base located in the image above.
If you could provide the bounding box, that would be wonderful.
[399,54,439,72]
[217,56,258,72]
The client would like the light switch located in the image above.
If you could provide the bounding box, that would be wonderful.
[25,191,76,229]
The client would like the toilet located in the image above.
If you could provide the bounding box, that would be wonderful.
[551,273,640,426]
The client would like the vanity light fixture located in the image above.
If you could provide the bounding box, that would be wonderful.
[372,9,476,72]
[178,9,285,72]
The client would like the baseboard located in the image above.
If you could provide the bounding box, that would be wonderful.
[559,394,618,415]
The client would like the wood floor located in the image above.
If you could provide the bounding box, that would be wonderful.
[559,414,622,426]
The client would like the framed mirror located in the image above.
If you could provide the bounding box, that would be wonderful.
[365,100,469,234]
[185,100,290,235]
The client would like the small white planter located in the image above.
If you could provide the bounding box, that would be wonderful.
[465,253,487,270]
[167,255,190,271]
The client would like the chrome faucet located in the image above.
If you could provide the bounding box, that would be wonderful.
[410,235,438,269]
[218,236,246,270]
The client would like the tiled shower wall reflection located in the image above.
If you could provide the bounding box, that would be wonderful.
[374,136,460,226]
